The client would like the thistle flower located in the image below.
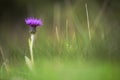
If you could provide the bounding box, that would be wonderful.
[25,17,43,34]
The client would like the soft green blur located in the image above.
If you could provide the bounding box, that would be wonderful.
[0,0,120,80]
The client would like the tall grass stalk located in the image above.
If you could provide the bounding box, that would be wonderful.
[85,3,91,40]
[0,46,9,72]
[56,26,60,42]
[66,19,69,40]
[54,3,61,42]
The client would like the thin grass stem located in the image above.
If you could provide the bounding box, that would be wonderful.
[85,3,91,40]
[0,46,9,72]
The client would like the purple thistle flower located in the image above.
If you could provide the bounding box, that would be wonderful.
[25,17,43,27]
[25,17,43,34]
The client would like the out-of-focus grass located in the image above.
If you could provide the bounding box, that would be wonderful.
[1,59,120,80]
[0,0,120,80]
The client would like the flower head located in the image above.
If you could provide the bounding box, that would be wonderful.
[25,17,43,27]
[25,17,43,34]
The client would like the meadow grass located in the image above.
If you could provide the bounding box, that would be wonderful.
[1,58,120,80]
[0,0,120,80]
[1,26,120,80]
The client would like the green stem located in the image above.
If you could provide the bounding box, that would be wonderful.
[30,34,35,65]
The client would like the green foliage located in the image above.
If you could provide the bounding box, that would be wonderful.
[1,0,120,79]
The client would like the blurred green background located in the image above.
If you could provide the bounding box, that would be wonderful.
[0,0,120,80]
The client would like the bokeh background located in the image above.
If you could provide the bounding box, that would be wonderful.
[0,0,120,80]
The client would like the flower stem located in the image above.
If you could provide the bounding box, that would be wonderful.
[29,34,35,65]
